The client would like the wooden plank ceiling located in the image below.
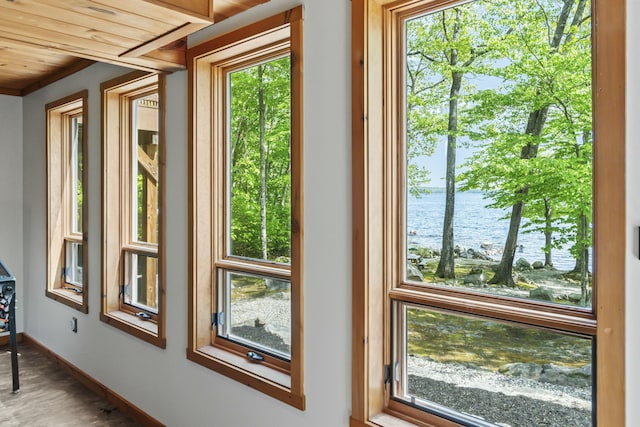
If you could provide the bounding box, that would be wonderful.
[0,0,268,96]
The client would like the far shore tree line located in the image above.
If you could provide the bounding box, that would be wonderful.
[406,0,592,304]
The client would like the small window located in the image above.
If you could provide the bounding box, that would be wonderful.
[187,6,304,409]
[101,72,165,348]
[46,91,88,312]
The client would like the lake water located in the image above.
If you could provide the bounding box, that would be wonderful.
[406,191,588,271]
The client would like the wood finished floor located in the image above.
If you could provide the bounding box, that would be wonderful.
[0,343,143,426]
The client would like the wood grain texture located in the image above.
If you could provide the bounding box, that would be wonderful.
[0,0,269,95]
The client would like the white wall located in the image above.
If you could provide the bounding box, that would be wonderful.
[17,0,640,426]
[21,1,351,426]
[0,95,23,333]
[626,0,640,423]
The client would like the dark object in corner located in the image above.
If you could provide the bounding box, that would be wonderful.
[0,259,19,393]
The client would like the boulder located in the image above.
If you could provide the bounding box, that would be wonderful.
[539,363,592,388]
[265,278,290,291]
[530,286,554,301]
[406,263,423,281]
[463,267,486,286]
[515,258,532,271]
[532,261,544,269]
[499,362,542,379]
[499,362,592,388]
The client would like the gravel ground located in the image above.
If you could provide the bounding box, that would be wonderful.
[231,293,291,352]
[233,295,592,426]
[407,356,592,427]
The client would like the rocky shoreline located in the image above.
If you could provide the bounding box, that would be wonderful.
[407,356,592,427]
[407,244,592,306]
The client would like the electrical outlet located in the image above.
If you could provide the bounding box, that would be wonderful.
[70,317,78,333]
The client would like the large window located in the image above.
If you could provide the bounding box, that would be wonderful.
[46,91,88,313]
[187,6,304,409]
[351,0,625,426]
[101,72,165,348]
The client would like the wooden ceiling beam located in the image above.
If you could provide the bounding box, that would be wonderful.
[21,59,96,96]
[0,0,274,95]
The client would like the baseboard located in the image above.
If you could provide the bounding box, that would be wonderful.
[0,332,23,346]
[22,334,164,427]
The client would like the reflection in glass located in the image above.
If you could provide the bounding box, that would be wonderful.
[64,240,83,287]
[218,270,291,359]
[71,116,83,234]
[132,93,159,245]
[403,0,593,308]
[395,304,592,427]
[124,252,158,313]
[227,56,291,263]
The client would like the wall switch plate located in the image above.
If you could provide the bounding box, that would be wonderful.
[70,317,77,333]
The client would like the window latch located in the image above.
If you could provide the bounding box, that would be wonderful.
[211,311,225,327]
[384,362,399,389]
[247,351,264,362]
[384,364,392,387]
[136,312,151,321]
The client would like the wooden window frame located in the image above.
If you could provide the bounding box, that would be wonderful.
[101,71,166,348]
[187,6,305,410]
[350,0,626,426]
[46,90,89,313]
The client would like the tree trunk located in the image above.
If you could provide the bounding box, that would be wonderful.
[435,71,462,279]
[490,196,526,287]
[491,0,581,285]
[572,130,592,305]
[490,110,546,286]
[574,212,590,305]
[544,197,553,267]
[258,65,268,260]
[435,9,462,280]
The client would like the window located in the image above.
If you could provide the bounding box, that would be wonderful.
[101,71,165,348]
[187,6,304,409]
[46,91,88,313]
[352,0,625,426]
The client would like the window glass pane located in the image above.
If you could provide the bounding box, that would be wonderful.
[71,115,83,234]
[227,56,291,263]
[396,304,593,426]
[124,252,158,313]
[132,93,159,245]
[403,0,593,308]
[64,240,83,287]
[218,270,290,359]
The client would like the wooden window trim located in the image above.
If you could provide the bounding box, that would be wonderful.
[46,90,89,313]
[187,6,305,410]
[350,0,626,426]
[101,71,166,349]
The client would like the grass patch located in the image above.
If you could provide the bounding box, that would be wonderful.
[407,308,591,370]
[230,276,289,302]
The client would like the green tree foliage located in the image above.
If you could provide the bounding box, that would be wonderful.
[405,0,592,300]
[456,0,592,290]
[229,56,291,261]
[406,3,496,278]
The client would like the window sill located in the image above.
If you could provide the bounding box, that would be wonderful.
[100,310,165,348]
[187,345,304,410]
[45,288,87,313]
[352,409,464,427]
[351,415,418,427]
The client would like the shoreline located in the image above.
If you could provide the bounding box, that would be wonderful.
[407,356,592,427]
